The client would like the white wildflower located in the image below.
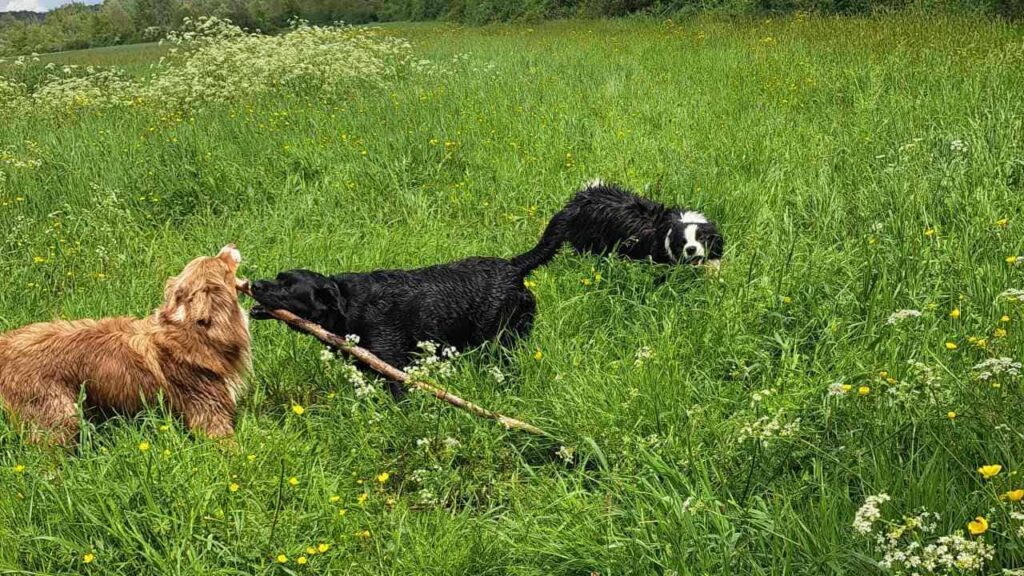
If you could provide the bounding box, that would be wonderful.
[999,288,1024,303]
[828,382,851,396]
[853,494,891,535]
[950,139,968,153]
[344,334,361,346]
[339,363,374,398]
[487,366,506,385]
[886,309,922,325]
[555,445,575,464]
[973,357,1022,381]
[738,411,800,448]
[633,346,654,367]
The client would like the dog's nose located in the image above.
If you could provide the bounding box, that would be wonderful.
[684,245,698,257]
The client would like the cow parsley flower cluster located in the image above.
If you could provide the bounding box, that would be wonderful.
[854,494,892,534]
[828,382,853,396]
[737,411,800,447]
[973,357,1022,381]
[337,363,374,398]
[487,366,506,385]
[633,346,654,367]
[0,17,423,116]
[405,341,459,381]
[886,309,923,325]
[999,289,1024,303]
[854,494,995,574]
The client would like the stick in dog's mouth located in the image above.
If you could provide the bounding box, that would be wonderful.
[233,277,550,437]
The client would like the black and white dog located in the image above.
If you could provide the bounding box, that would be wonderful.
[554,180,723,268]
[249,215,566,397]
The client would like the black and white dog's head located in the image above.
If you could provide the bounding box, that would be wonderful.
[249,269,347,332]
[664,210,724,268]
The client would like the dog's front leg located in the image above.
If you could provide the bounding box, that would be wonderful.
[181,399,235,439]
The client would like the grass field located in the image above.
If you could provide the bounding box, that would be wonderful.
[2,14,1024,575]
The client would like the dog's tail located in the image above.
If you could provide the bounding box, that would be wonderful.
[511,210,568,276]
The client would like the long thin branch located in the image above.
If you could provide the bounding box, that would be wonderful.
[236,279,550,437]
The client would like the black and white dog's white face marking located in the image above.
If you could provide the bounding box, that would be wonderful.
[665,211,724,266]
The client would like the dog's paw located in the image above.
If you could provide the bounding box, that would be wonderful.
[249,304,274,320]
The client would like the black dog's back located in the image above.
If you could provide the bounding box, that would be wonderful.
[559,182,675,263]
[250,212,566,395]
[333,257,536,360]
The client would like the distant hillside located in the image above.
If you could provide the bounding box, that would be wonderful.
[0,11,47,22]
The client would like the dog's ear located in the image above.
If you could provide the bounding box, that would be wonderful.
[313,281,346,313]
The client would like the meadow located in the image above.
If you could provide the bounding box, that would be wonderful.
[2,14,1024,575]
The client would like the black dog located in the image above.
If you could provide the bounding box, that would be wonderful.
[250,215,566,396]
[554,180,723,267]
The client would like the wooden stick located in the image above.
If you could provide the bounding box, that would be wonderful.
[236,279,550,437]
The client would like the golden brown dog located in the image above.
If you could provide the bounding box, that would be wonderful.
[0,245,251,445]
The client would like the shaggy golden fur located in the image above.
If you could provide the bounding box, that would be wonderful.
[0,245,251,445]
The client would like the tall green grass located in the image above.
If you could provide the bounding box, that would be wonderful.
[1,14,1023,575]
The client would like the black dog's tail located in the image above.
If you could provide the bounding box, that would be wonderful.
[511,210,569,276]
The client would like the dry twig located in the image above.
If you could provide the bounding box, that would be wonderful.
[236,279,550,437]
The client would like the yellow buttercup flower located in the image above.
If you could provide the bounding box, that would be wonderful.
[13,464,25,473]
[276,554,288,564]
[289,476,299,486]
[83,552,95,564]
[1002,489,1024,502]
[947,411,957,420]
[228,483,239,493]
[329,495,341,503]
[950,308,960,319]
[317,543,330,553]
[1007,255,1019,265]
[376,472,389,484]
[945,342,958,350]
[338,508,347,516]
[996,218,1009,227]
[138,441,151,452]
[357,492,368,504]
[292,404,305,416]
[305,546,317,555]
[924,227,935,237]
[994,328,1007,338]
[1000,315,1010,323]
[840,384,853,393]
[967,516,988,535]
[978,464,1002,480]
[296,556,308,565]
[878,371,889,378]
[858,386,871,396]
[355,529,371,538]
[533,349,543,361]
[782,296,793,304]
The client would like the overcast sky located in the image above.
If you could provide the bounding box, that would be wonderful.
[1,0,101,11]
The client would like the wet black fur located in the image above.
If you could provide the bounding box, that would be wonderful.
[555,182,723,264]
[250,215,567,396]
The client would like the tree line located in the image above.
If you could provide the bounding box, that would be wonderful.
[1,0,1021,56]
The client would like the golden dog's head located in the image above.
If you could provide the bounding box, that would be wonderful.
[160,245,243,329]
